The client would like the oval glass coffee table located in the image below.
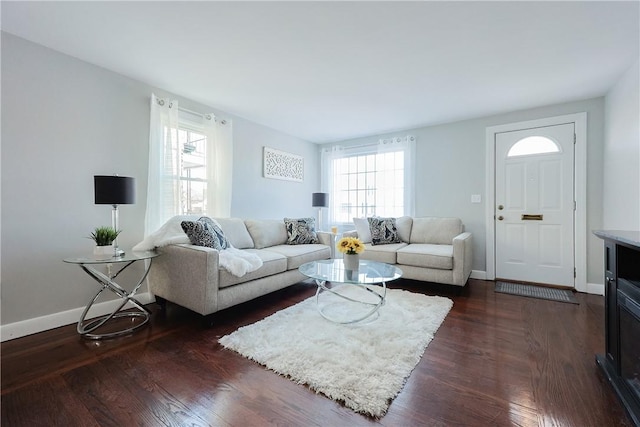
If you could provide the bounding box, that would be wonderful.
[299,259,402,324]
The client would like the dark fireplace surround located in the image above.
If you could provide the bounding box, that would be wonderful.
[595,230,640,427]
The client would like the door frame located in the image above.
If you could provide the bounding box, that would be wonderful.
[485,113,587,292]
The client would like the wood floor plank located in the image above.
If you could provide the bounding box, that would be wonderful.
[63,361,187,426]
[1,376,99,427]
[1,279,634,426]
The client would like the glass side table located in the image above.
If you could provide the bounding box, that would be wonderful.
[64,250,159,339]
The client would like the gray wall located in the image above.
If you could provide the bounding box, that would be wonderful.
[232,120,320,219]
[1,33,319,325]
[603,59,640,230]
[325,97,606,284]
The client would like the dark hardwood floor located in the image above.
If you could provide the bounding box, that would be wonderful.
[1,279,633,426]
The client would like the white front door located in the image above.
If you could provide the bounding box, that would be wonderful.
[495,123,575,287]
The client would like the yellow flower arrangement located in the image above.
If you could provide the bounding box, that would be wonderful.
[337,236,365,255]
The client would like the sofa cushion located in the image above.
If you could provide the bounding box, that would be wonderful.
[181,217,230,250]
[265,244,331,270]
[214,217,255,249]
[396,216,413,243]
[284,217,319,244]
[368,217,401,245]
[218,249,287,288]
[409,217,463,245]
[360,242,408,264]
[397,244,454,270]
[353,217,372,243]
[245,219,288,249]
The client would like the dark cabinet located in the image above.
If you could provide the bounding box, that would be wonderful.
[595,230,640,427]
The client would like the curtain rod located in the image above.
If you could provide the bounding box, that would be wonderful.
[156,96,228,124]
[178,106,228,125]
[322,135,415,152]
[178,106,213,121]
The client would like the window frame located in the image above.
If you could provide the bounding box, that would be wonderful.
[323,139,415,227]
[166,114,210,216]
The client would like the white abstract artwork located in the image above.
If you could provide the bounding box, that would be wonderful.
[263,147,304,182]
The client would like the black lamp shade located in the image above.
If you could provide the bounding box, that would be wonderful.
[312,192,329,208]
[94,175,135,205]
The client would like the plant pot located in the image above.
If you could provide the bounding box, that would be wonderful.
[343,253,360,271]
[93,245,114,256]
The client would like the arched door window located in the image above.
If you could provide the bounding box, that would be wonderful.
[507,136,560,157]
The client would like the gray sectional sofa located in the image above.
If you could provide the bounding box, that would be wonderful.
[344,216,472,287]
[147,217,332,322]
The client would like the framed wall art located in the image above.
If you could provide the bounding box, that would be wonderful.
[263,147,304,182]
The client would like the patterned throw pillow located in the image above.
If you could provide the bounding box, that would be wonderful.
[284,217,319,245]
[181,217,230,250]
[368,217,401,245]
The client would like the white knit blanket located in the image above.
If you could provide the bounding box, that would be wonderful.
[133,216,263,277]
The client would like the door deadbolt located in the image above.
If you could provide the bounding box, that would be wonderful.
[498,205,504,210]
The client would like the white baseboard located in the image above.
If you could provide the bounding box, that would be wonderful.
[0,292,155,342]
[470,270,487,280]
[586,282,605,296]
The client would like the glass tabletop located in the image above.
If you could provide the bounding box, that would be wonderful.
[299,259,402,284]
[63,250,159,264]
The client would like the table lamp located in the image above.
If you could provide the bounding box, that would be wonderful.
[312,192,329,232]
[94,175,135,257]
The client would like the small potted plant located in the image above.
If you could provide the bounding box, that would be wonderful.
[89,226,121,255]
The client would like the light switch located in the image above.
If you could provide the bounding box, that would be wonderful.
[471,194,481,204]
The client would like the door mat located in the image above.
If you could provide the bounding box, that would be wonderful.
[495,281,579,304]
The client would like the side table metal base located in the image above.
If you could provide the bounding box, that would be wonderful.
[77,259,153,340]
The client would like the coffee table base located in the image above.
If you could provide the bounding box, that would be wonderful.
[315,280,387,324]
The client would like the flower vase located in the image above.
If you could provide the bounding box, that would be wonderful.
[343,253,359,271]
[94,244,114,256]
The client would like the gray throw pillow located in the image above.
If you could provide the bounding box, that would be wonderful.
[181,217,230,250]
[284,217,319,244]
[368,217,401,245]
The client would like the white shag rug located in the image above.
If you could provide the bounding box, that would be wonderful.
[218,286,453,417]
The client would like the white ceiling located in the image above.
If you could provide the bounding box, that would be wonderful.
[2,1,638,143]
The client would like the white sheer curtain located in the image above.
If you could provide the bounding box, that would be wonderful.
[376,135,416,217]
[321,145,344,227]
[203,115,233,217]
[145,93,180,236]
[144,93,234,236]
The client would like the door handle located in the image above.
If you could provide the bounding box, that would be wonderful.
[522,214,543,220]
[497,216,504,221]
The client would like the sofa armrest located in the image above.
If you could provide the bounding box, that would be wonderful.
[316,231,332,247]
[317,231,336,258]
[452,232,473,286]
[148,244,220,315]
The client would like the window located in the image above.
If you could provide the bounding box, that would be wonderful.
[507,136,560,157]
[146,94,232,236]
[169,123,208,215]
[323,137,414,225]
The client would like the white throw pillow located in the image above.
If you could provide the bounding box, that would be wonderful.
[353,217,372,243]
